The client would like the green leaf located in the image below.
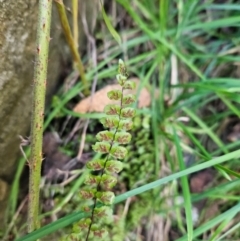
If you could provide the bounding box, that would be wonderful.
[64,233,79,240]
[119,119,133,130]
[77,218,91,229]
[79,189,96,199]
[123,80,136,90]
[116,74,127,86]
[115,131,132,144]
[107,90,122,100]
[15,150,240,241]
[104,104,121,116]
[93,228,108,238]
[122,94,136,105]
[92,142,110,153]
[110,145,128,159]
[91,224,100,231]
[96,131,114,142]
[121,107,136,118]
[106,160,123,173]
[96,191,115,205]
[101,2,121,46]
[118,59,129,77]
[101,174,117,189]
[173,128,193,241]
[94,206,112,218]
[72,223,81,233]
[100,116,119,129]
[84,174,101,186]
[86,160,105,170]
[81,205,91,212]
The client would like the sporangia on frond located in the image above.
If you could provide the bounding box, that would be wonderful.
[63,59,136,241]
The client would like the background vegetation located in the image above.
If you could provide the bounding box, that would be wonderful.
[4,1,240,241]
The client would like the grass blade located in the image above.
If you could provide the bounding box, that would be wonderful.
[16,149,240,241]
[101,1,121,46]
[173,127,193,241]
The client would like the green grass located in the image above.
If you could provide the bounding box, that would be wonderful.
[7,1,240,241]
[15,150,240,241]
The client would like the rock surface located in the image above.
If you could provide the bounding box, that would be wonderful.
[0,0,98,227]
[0,0,64,227]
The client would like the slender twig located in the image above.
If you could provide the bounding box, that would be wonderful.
[4,195,28,239]
[72,0,79,48]
[77,119,89,161]
[28,0,52,232]
[54,0,89,95]
[19,135,31,163]
[76,5,99,161]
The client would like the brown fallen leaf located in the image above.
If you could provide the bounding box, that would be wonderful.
[73,78,153,113]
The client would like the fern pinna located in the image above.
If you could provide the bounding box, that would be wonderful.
[78,59,136,240]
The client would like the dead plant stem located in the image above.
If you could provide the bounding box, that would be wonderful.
[54,0,89,95]
[72,0,79,48]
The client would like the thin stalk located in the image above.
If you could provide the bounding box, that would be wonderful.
[28,0,52,232]
[159,0,169,36]
[72,0,79,48]
[54,0,89,95]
